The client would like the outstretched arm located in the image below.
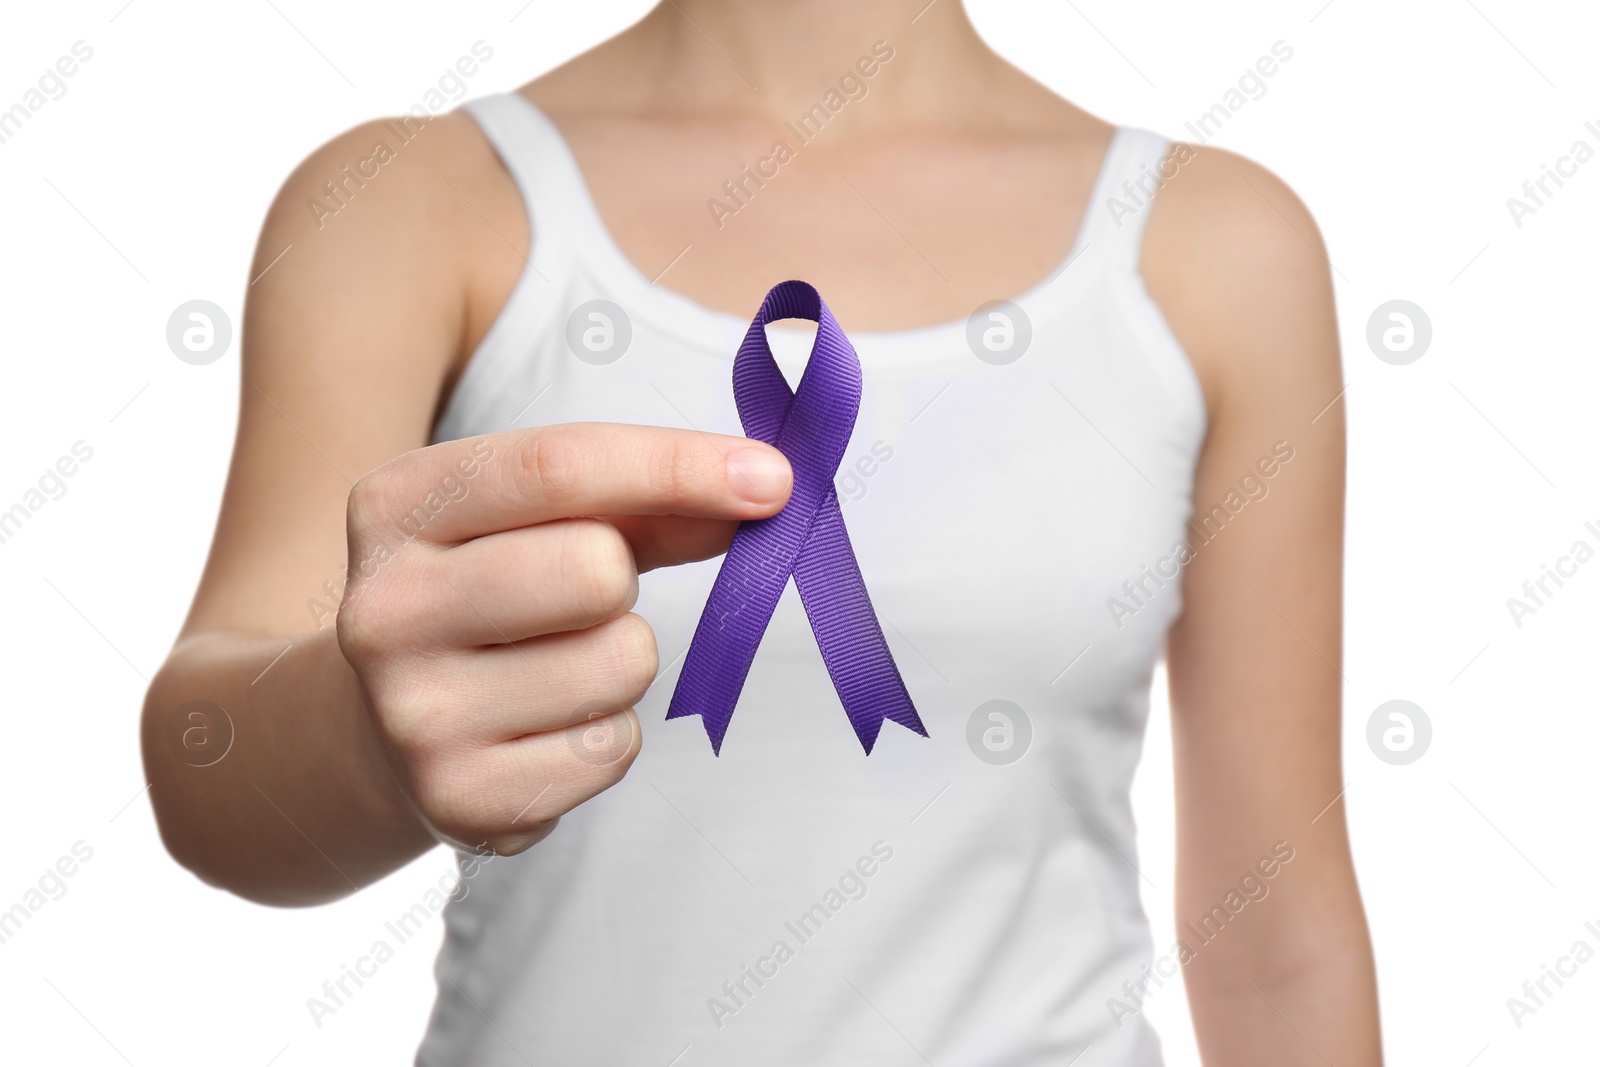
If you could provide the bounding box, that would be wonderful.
[140,112,793,906]
[140,115,486,904]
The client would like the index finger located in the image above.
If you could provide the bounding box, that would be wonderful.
[362,422,793,545]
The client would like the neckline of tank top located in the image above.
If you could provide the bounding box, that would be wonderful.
[488,91,1146,362]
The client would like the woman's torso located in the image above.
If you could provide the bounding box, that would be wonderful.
[414,90,1204,1066]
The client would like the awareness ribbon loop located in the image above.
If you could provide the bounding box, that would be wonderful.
[666,280,929,755]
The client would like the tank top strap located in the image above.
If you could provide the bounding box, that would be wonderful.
[460,92,586,267]
[1072,126,1177,276]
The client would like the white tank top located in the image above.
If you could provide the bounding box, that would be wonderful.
[419,91,1205,1067]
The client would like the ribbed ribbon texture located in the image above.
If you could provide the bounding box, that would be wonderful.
[666,280,929,755]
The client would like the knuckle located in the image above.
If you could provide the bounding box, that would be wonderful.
[335,596,386,663]
[363,670,447,759]
[519,426,585,503]
[645,433,689,500]
[345,456,430,578]
[610,612,658,698]
[421,751,568,852]
[336,569,429,661]
[349,445,464,550]
[347,462,401,536]
[663,431,716,506]
[567,708,642,775]
[376,696,436,764]
[415,758,494,840]
[564,520,637,617]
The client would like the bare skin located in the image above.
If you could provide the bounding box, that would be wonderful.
[140,0,1380,1060]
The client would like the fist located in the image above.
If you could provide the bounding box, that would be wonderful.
[336,423,792,855]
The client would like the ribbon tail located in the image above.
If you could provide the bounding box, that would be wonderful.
[665,511,803,755]
[791,489,928,754]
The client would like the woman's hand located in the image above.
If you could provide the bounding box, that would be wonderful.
[336,423,792,857]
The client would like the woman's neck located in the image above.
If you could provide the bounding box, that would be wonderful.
[560,0,1020,131]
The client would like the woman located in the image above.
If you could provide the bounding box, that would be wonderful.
[142,0,1381,1062]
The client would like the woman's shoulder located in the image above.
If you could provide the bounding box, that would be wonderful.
[261,105,514,247]
[1144,142,1327,265]
[248,103,532,385]
[1139,141,1336,419]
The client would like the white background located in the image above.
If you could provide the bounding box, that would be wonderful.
[2,1,1597,1064]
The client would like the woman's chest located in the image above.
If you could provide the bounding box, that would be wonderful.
[531,320,1199,687]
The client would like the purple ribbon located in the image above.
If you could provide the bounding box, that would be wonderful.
[667,281,929,755]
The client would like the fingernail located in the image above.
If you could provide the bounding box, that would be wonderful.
[727,446,791,505]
